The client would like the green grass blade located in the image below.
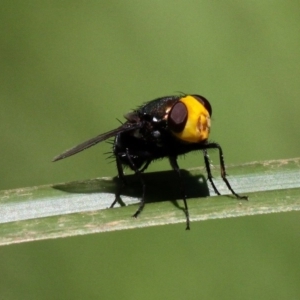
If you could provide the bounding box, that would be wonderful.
[1,158,300,246]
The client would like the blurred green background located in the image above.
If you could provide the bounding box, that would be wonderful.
[1,1,300,299]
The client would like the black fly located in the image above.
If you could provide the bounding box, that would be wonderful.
[53,94,247,229]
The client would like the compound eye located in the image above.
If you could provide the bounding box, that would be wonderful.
[168,102,188,133]
[192,94,212,116]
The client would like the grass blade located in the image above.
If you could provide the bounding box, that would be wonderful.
[1,158,300,245]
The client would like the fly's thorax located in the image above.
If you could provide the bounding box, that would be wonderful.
[167,95,211,143]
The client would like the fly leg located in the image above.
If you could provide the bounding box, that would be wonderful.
[110,155,127,208]
[169,156,190,230]
[125,148,147,218]
[203,149,221,195]
[139,159,151,173]
[204,143,248,200]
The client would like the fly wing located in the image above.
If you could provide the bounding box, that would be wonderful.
[52,122,142,162]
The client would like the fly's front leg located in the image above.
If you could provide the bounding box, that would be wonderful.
[169,156,190,230]
[204,143,248,200]
[203,149,221,196]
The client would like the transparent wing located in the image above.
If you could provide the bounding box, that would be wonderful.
[52,122,142,162]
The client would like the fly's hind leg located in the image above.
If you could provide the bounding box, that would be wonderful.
[110,155,127,208]
[125,148,146,218]
[139,159,151,173]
